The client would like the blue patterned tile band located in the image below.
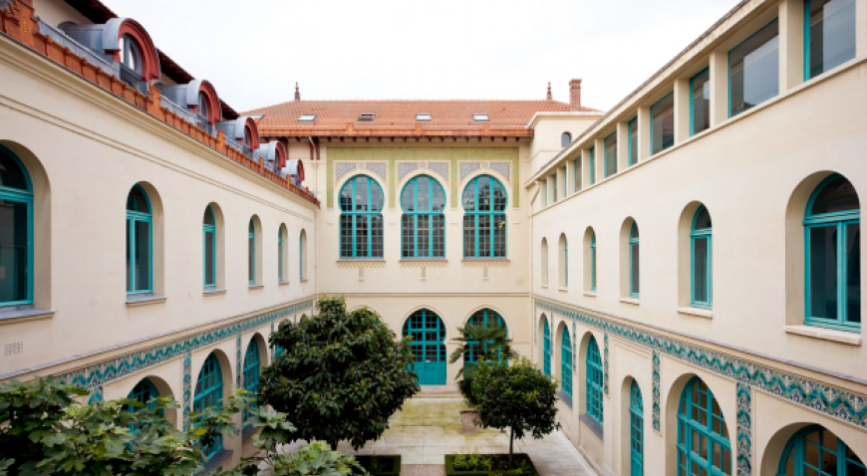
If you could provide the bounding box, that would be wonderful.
[366,163,387,182]
[428,163,449,182]
[397,162,420,182]
[489,162,511,182]
[652,351,661,432]
[603,333,609,396]
[460,162,481,182]
[335,162,357,182]
[737,383,752,476]
[183,352,191,428]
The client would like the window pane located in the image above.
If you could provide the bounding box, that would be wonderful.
[356,215,368,257]
[694,238,709,303]
[651,93,675,155]
[248,233,254,282]
[846,222,860,323]
[479,215,491,257]
[0,199,28,302]
[463,216,475,258]
[691,70,710,135]
[418,215,430,257]
[134,220,150,292]
[808,0,856,79]
[730,20,779,117]
[371,215,383,258]
[605,133,618,177]
[0,152,29,191]
[204,230,215,286]
[631,243,640,294]
[432,215,445,258]
[809,225,838,319]
[340,216,352,258]
[402,215,413,258]
[810,176,859,215]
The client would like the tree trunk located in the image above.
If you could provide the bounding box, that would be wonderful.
[509,427,514,470]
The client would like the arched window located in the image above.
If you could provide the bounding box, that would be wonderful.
[243,340,260,422]
[558,234,569,288]
[402,309,447,385]
[691,206,712,308]
[561,327,572,398]
[778,424,865,475]
[203,206,216,288]
[194,353,224,459]
[119,34,141,75]
[127,378,159,412]
[630,223,640,298]
[586,335,603,425]
[278,227,284,282]
[0,146,33,305]
[126,185,152,294]
[198,92,210,124]
[543,317,551,376]
[677,377,731,475]
[248,220,256,284]
[561,132,572,148]
[401,175,445,258]
[805,174,860,330]
[299,230,307,280]
[339,175,384,259]
[630,381,643,476]
[465,308,508,364]
[462,175,507,258]
[591,232,597,291]
[542,238,549,285]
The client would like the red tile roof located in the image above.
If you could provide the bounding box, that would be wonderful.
[247,100,601,138]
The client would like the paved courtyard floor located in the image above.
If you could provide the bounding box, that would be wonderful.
[281,397,597,476]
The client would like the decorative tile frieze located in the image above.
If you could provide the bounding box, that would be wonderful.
[428,162,449,183]
[399,260,448,268]
[462,260,510,268]
[366,163,388,182]
[336,260,386,268]
[182,352,191,429]
[460,162,481,182]
[737,383,753,476]
[235,336,242,386]
[489,162,511,182]
[653,351,661,433]
[335,162,357,182]
[604,333,609,396]
[397,162,420,182]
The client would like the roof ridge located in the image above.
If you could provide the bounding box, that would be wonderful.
[244,98,574,115]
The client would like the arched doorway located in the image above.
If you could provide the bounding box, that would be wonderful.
[402,309,447,385]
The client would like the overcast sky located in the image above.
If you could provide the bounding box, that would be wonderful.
[100,0,740,113]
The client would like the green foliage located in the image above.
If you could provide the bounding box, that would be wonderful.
[217,435,365,476]
[446,454,538,476]
[448,323,515,406]
[259,296,419,450]
[471,358,559,468]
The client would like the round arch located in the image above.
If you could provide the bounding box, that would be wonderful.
[115,18,160,81]
[577,330,604,422]
[401,308,448,386]
[397,170,448,204]
[126,375,179,427]
[619,375,645,476]
[554,320,570,388]
[462,304,511,330]
[335,171,387,206]
[457,169,511,199]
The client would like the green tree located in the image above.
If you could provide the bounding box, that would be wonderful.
[472,357,559,469]
[448,322,515,406]
[259,296,419,450]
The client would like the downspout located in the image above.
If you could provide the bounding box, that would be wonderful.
[307,136,320,301]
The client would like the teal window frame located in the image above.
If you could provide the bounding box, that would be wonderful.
[573,157,582,193]
[127,378,160,434]
[778,424,865,476]
[728,19,780,118]
[585,336,603,425]
[299,232,305,280]
[629,223,640,298]
[689,68,710,136]
[604,132,617,178]
[676,377,732,476]
[194,353,224,459]
[462,175,508,259]
[126,185,153,295]
[588,147,595,185]
[804,0,857,81]
[543,318,551,376]
[465,308,508,364]
[248,220,256,284]
[627,118,637,167]
[804,174,860,331]
[630,381,644,476]
[564,238,569,287]
[203,206,216,288]
[243,339,260,422]
[591,232,597,292]
[0,146,33,306]
[401,175,446,259]
[561,327,572,398]
[691,206,713,309]
[402,308,447,372]
[339,175,385,259]
[650,93,675,156]
[278,228,284,281]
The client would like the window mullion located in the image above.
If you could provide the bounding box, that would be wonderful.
[128,216,135,292]
[838,222,846,324]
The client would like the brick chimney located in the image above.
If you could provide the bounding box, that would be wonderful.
[294,82,301,101]
[546,82,552,100]
[569,79,582,111]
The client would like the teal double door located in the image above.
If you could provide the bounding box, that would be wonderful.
[402,309,447,385]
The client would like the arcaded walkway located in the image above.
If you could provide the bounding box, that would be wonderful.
[281,397,598,476]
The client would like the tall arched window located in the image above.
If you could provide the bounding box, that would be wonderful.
[691,206,712,308]
[542,238,549,285]
[401,175,445,258]
[248,220,256,284]
[243,340,260,422]
[543,317,551,376]
[299,230,307,279]
[630,381,644,476]
[559,234,568,288]
[462,175,507,258]
[127,378,159,413]
[805,174,860,330]
[340,175,384,259]
[465,308,508,364]
[630,223,640,298]
[278,227,284,282]
[119,34,141,75]
[126,185,152,294]
[194,353,224,459]
[561,132,572,148]
[561,327,572,398]
[0,146,33,305]
[591,232,597,291]
[586,335,603,425]
[778,424,865,475]
[203,206,216,288]
[677,377,731,475]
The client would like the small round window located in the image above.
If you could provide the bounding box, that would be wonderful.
[119,35,141,74]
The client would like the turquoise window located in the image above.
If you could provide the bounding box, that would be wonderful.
[676,377,732,476]
[573,157,582,192]
[561,327,572,398]
[805,0,856,80]
[543,317,551,377]
[691,206,713,308]
[462,175,507,258]
[585,335,603,425]
[465,308,507,364]
[278,227,284,281]
[630,381,644,476]
[243,339,260,422]
[805,174,860,331]
[591,232,597,292]
[194,353,224,459]
[339,175,384,258]
[730,20,779,117]
[203,207,216,288]
[401,175,445,258]
[248,220,255,284]
[588,147,595,185]
[126,185,152,294]
[690,68,710,136]
[778,424,865,476]
[651,93,674,155]
[543,181,547,207]
[604,132,617,178]
[561,132,572,148]
[630,223,640,298]
[402,309,447,386]
[628,118,638,166]
[0,146,33,305]
[299,231,306,280]
[127,378,159,415]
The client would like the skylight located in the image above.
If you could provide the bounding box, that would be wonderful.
[298,114,316,122]
[473,113,490,122]
[416,113,432,122]
[358,113,375,122]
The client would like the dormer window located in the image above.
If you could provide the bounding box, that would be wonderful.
[416,113,432,122]
[197,92,210,124]
[473,113,490,122]
[358,113,375,122]
[119,35,142,75]
[244,127,252,145]
[298,114,316,122]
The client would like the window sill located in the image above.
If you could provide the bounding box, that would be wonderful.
[558,287,568,293]
[399,259,447,262]
[126,294,167,308]
[785,325,862,346]
[0,306,55,326]
[299,279,308,283]
[677,307,713,319]
[248,284,264,290]
[462,258,510,263]
[278,280,290,286]
[583,291,597,298]
[541,284,548,289]
[579,414,603,440]
[203,449,233,473]
[620,297,640,306]
[242,424,258,441]
[203,287,227,296]
[556,390,573,409]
